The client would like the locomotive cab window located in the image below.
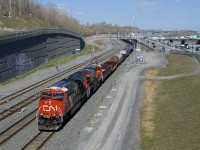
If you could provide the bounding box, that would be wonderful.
[40,92,52,100]
[53,93,64,101]
[73,84,79,95]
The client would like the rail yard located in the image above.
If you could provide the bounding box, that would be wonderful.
[0,38,146,149]
[0,0,200,149]
[1,34,200,150]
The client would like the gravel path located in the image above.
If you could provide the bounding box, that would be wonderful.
[76,52,167,150]
[40,51,167,150]
[141,68,200,80]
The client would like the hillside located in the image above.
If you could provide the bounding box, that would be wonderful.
[0,17,52,29]
[0,0,140,36]
[0,17,53,36]
[141,54,200,150]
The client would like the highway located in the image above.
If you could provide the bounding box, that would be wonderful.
[141,38,200,54]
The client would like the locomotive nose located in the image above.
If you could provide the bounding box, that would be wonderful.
[38,99,63,116]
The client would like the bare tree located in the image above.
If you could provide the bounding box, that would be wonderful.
[0,0,139,36]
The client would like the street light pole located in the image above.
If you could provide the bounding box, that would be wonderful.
[9,0,12,17]
[132,15,135,28]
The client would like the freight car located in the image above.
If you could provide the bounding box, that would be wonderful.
[83,64,103,91]
[101,53,123,80]
[37,45,133,131]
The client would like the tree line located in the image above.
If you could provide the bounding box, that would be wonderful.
[0,0,139,36]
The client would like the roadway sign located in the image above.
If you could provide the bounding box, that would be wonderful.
[197,33,200,40]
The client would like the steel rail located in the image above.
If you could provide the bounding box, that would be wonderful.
[0,50,117,105]
[0,49,120,122]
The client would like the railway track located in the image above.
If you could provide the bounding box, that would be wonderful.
[21,132,54,150]
[0,49,119,105]
[0,49,120,122]
[0,108,54,150]
[0,39,127,148]
[0,95,38,121]
[0,109,37,145]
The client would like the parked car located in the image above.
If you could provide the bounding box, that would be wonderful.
[175,44,179,48]
[180,44,185,49]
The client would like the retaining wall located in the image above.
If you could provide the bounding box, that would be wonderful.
[0,29,85,83]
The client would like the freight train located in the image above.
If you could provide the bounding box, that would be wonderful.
[36,45,133,131]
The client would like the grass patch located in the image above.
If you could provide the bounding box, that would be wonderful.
[159,54,199,76]
[141,54,200,150]
[95,39,106,49]
[141,69,160,149]
[0,30,14,36]
[0,17,52,29]
[80,44,101,55]
[0,17,26,28]
[140,43,154,52]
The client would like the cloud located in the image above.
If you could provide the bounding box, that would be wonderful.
[137,0,157,10]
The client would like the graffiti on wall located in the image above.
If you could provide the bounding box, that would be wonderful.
[15,53,34,75]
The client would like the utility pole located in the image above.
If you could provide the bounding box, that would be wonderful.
[133,15,135,29]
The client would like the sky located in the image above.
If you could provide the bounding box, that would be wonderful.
[41,0,200,31]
